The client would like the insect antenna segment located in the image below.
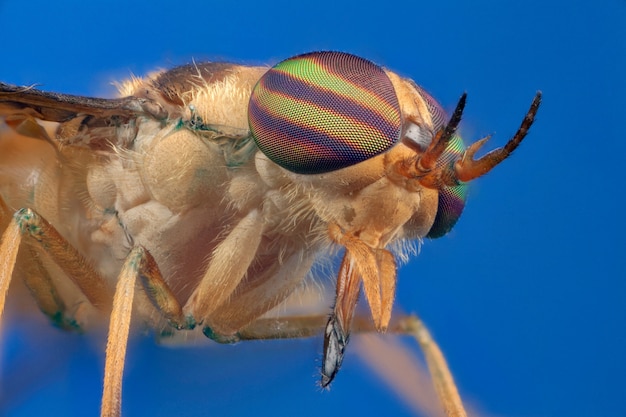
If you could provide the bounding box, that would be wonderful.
[454,92,542,182]
[412,91,542,189]
[414,93,467,188]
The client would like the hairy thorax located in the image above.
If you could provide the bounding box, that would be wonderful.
[0,61,442,334]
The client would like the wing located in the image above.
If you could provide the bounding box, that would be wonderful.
[0,81,161,150]
[0,62,256,150]
[0,81,157,120]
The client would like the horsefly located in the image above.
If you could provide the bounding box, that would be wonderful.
[0,51,541,417]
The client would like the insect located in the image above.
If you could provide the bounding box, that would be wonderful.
[0,51,541,417]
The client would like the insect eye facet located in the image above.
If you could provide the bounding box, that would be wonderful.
[426,135,469,239]
[248,51,402,174]
[414,86,448,133]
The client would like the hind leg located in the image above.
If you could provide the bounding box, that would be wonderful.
[0,207,111,322]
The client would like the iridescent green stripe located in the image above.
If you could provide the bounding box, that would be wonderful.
[427,135,468,238]
[254,82,392,154]
[272,58,400,127]
[248,51,402,174]
[256,68,400,142]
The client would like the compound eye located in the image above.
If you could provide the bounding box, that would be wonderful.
[248,51,402,174]
[426,135,469,239]
[415,86,447,132]
[403,83,449,151]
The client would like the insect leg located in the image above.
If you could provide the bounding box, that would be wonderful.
[0,200,84,329]
[0,196,73,329]
[0,211,20,320]
[204,250,316,336]
[101,246,141,417]
[17,244,83,330]
[238,314,398,339]
[134,245,189,330]
[183,208,264,325]
[101,244,194,417]
[0,208,111,312]
[237,315,328,339]
[0,208,111,325]
[0,192,9,230]
[393,315,468,417]
[231,311,468,417]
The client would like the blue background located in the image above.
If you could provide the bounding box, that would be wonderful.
[1,0,625,416]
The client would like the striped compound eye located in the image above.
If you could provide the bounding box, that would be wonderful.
[407,85,469,239]
[426,134,469,239]
[248,51,402,174]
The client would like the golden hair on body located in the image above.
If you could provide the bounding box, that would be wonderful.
[0,51,540,417]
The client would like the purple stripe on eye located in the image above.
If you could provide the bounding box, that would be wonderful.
[427,185,468,239]
[259,71,400,140]
[249,51,403,175]
[249,99,380,174]
[305,52,400,111]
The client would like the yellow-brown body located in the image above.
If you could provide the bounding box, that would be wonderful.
[0,53,540,417]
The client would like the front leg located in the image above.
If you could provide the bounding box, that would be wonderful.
[182,208,265,325]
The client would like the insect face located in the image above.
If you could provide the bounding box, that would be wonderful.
[249,51,471,240]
